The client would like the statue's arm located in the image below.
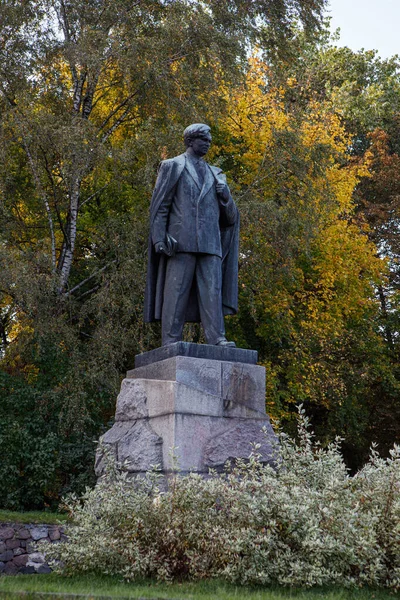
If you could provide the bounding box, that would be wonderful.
[152,189,174,246]
[150,162,176,247]
[217,185,237,226]
[212,167,237,226]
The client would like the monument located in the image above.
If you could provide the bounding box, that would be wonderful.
[95,124,277,481]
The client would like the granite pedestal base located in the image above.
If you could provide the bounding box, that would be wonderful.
[95,343,278,479]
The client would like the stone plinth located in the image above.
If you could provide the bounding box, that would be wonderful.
[95,345,277,478]
[134,341,258,368]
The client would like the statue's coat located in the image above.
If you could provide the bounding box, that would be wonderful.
[144,153,239,323]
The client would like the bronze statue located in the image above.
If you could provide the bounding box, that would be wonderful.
[144,124,239,347]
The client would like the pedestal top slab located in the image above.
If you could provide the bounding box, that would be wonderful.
[135,342,258,368]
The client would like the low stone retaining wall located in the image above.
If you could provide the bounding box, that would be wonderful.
[0,523,66,575]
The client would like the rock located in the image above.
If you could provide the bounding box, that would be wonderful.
[16,528,31,540]
[117,420,163,472]
[204,420,276,469]
[6,538,20,550]
[0,550,13,562]
[36,564,52,574]
[13,554,29,568]
[13,547,26,556]
[27,552,45,564]
[29,526,49,541]
[37,537,50,545]
[0,527,14,541]
[4,561,18,575]
[48,528,61,541]
[0,562,4,573]
[96,420,163,476]
[20,565,36,574]
[115,379,149,421]
[0,542,5,553]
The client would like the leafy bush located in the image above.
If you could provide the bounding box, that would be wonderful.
[0,363,106,510]
[46,408,400,589]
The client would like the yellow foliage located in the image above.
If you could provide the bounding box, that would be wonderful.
[214,56,386,413]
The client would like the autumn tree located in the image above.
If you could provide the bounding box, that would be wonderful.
[257,32,400,462]
[209,58,387,467]
[0,0,329,508]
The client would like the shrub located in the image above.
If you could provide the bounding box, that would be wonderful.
[46,407,400,589]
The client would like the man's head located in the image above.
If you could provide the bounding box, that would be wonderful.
[184,123,212,157]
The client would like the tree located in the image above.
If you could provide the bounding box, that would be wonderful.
[210,58,387,467]
[0,0,329,508]
[253,32,400,463]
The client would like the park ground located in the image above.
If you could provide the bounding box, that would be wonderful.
[0,574,398,600]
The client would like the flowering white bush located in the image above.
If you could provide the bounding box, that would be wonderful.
[46,407,400,588]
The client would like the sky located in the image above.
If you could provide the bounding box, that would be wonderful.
[326,0,400,59]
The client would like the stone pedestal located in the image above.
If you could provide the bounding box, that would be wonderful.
[95,343,277,478]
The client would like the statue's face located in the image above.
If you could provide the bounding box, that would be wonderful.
[190,133,212,157]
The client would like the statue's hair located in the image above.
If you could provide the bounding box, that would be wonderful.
[183,123,211,147]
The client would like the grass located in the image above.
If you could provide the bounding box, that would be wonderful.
[0,574,397,600]
[0,510,68,525]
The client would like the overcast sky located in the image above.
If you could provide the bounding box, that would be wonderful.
[326,0,400,59]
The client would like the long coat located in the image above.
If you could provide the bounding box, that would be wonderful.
[144,153,239,323]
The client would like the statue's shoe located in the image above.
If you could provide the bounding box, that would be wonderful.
[215,339,236,348]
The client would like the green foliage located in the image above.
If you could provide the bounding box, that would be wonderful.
[0,341,110,510]
[47,409,400,589]
[1,0,400,509]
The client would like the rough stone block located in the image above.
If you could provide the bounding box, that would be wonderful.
[20,566,36,574]
[13,548,26,556]
[37,538,50,546]
[4,561,18,575]
[95,419,163,476]
[115,379,149,421]
[37,564,52,574]
[13,554,29,568]
[27,552,45,565]
[30,526,49,541]
[16,528,31,540]
[0,550,13,562]
[6,538,20,550]
[49,528,61,541]
[204,420,276,469]
[0,561,4,574]
[0,527,14,541]
[221,362,265,414]
[117,420,163,472]
[0,542,5,553]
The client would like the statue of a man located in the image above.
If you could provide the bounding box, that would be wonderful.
[144,123,239,347]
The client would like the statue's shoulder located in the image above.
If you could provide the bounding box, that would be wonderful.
[209,165,223,176]
[159,154,186,169]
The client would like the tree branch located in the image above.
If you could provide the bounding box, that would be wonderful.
[63,260,117,297]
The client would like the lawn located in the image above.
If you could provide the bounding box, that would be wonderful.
[0,510,68,525]
[0,574,397,600]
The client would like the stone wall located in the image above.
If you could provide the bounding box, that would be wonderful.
[0,523,66,575]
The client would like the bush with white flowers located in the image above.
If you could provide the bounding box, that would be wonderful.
[46,407,400,588]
